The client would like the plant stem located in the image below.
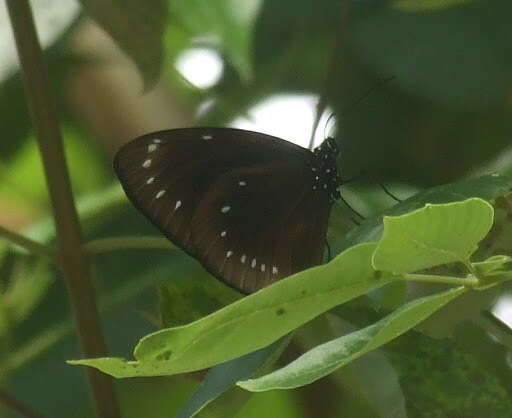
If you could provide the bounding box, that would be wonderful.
[0,225,55,261]
[403,273,480,287]
[5,1,121,417]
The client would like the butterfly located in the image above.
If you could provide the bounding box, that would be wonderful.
[114,127,341,294]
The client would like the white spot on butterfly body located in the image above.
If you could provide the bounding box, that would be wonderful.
[241,254,247,263]
[221,206,231,213]
[156,190,166,199]
[147,144,158,153]
[202,134,212,140]
[251,258,256,268]
[226,250,233,258]
[146,177,155,184]
[272,266,278,275]
[238,181,247,186]
[261,264,266,272]
[220,230,227,237]
[142,159,152,168]
[152,139,163,144]
[174,200,182,211]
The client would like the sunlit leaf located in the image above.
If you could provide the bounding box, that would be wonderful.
[68,243,393,377]
[373,198,494,274]
[333,174,510,255]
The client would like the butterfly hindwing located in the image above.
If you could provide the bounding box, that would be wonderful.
[114,127,336,294]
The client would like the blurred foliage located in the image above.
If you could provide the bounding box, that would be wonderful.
[0,0,511,417]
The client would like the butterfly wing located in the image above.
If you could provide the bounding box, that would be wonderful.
[114,127,332,294]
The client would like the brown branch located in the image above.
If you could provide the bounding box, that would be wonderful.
[5,1,121,417]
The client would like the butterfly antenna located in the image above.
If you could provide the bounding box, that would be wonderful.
[311,75,396,152]
[340,75,396,121]
[309,0,353,150]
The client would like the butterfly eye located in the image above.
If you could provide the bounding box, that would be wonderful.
[114,127,341,294]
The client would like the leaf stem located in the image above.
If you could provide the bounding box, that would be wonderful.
[402,273,480,287]
[5,1,120,417]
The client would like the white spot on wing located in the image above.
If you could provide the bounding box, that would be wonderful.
[148,144,158,153]
[152,139,163,144]
[174,200,182,211]
[156,190,166,199]
[272,266,278,274]
[142,159,152,168]
[221,206,231,213]
[238,181,247,186]
[146,177,155,184]
[261,264,266,272]
[241,254,246,263]
[220,230,227,237]
[202,134,212,140]
[226,250,233,258]
[251,258,256,268]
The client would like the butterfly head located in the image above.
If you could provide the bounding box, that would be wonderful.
[311,138,341,203]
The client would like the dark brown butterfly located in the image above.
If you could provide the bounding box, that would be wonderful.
[114,127,341,294]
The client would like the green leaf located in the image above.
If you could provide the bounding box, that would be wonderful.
[79,0,168,88]
[372,198,494,274]
[0,126,109,209]
[68,242,393,377]
[159,274,240,328]
[238,286,466,391]
[24,183,126,244]
[170,0,255,80]
[333,174,511,255]
[325,316,407,418]
[176,336,290,418]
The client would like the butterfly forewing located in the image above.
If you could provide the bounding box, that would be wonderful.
[114,127,337,294]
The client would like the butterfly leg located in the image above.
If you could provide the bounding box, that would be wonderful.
[325,239,332,262]
[378,182,401,202]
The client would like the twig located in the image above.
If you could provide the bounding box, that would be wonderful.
[5,1,121,417]
[0,225,55,261]
[0,388,47,418]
